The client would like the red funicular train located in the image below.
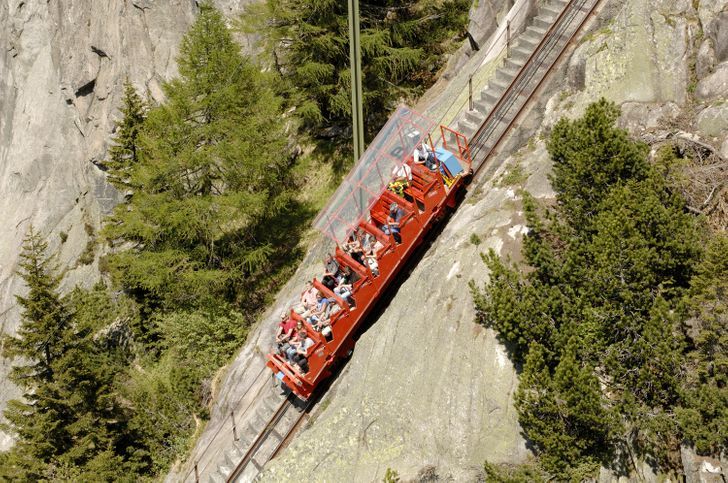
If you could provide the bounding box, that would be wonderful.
[267,106,472,401]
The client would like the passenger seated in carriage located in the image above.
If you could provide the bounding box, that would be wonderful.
[322,255,339,291]
[299,281,319,315]
[275,311,296,347]
[307,292,330,323]
[413,142,438,171]
[311,305,334,339]
[388,160,412,198]
[287,329,315,373]
[362,233,383,276]
[343,233,365,266]
[382,202,405,244]
[333,266,354,303]
[279,320,304,357]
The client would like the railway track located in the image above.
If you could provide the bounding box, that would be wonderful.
[466,0,603,177]
[187,0,604,481]
[222,394,312,483]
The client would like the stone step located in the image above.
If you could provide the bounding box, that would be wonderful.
[550,0,569,7]
[481,89,500,105]
[465,109,484,125]
[503,57,523,72]
[489,76,510,93]
[526,24,548,38]
[473,98,493,114]
[224,447,242,468]
[218,464,233,477]
[496,66,517,83]
[209,470,227,483]
[510,45,534,62]
[533,15,553,30]
[518,33,540,49]
[539,3,561,18]
[457,118,478,138]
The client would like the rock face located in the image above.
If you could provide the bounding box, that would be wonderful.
[196,0,728,480]
[0,0,248,451]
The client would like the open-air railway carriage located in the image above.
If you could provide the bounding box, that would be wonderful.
[266,106,472,401]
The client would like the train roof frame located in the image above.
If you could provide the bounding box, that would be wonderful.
[313,105,437,246]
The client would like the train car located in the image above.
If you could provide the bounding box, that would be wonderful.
[266,106,472,401]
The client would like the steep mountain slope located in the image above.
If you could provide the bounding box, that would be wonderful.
[0,0,249,451]
[254,0,728,479]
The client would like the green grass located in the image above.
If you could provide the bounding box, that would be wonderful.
[498,164,528,187]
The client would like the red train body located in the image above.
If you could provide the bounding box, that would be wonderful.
[266,107,471,401]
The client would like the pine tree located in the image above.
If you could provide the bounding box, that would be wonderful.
[105,80,147,189]
[677,234,728,455]
[0,234,144,479]
[252,0,470,143]
[515,341,612,477]
[2,227,69,384]
[0,228,72,476]
[546,98,650,228]
[472,99,709,473]
[104,1,295,313]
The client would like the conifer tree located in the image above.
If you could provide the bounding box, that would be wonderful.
[546,98,650,228]
[678,234,728,455]
[472,100,709,475]
[0,228,72,476]
[253,0,469,143]
[0,234,143,480]
[105,80,147,189]
[105,1,294,312]
[516,341,612,476]
[2,227,69,384]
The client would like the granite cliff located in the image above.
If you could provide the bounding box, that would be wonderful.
[0,0,252,451]
[1,0,726,480]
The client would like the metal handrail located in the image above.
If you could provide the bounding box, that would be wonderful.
[182,363,268,482]
[469,0,576,158]
[432,0,536,131]
[474,0,601,169]
[181,1,601,480]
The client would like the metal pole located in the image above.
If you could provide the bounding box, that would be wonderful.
[506,20,511,56]
[348,0,364,162]
[231,411,238,441]
[468,76,473,111]
[194,462,199,483]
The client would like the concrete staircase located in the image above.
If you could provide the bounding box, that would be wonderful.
[456,0,570,140]
[191,0,604,480]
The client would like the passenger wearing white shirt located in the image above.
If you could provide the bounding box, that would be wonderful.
[391,162,412,183]
[414,142,438,171]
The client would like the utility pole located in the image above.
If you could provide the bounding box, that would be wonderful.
[348,0,364,162]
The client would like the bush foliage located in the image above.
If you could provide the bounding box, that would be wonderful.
[472,99,727,478]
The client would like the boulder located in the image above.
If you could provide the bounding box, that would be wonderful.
[695,104,728,139]
[696,62,728,101]
[708,11,728,64]
[681,445,725,483]
[696,38,716,80]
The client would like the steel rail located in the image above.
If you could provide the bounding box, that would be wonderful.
[225,395,314,482]
[186,1,604,480]
[468,0,578,163]
[225,395,294,482]
[184,363,270,482]
[468,0,601,174]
